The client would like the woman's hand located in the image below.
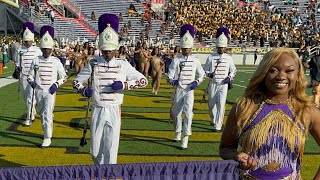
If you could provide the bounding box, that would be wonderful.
[235,152,257,170]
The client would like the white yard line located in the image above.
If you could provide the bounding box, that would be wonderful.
[0,76,18,88]
[233,83,247,88]
[237,70,256,74]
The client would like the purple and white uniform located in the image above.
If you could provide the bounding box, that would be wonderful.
[73,56,148,164]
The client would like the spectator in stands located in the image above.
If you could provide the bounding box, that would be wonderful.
[137,8,142,17]
[128,3,136,17]
[167,0,319,48]
[119,13,124,22]
[140,16,144,25]
[91,11,96,21]
[220,47,320,179]
[128,20,132,30]
[2,40,9,68]
[30,0,35,6]
[143,10,150,20]
[73,13,148,164]
[254,49,258,65]
[45,7,50,18]
[203,27,237,132]
[167,24,205,150]
[50,10,55,24]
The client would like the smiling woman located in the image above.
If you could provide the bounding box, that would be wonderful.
[219,47,320,179]
[264,53,299,103]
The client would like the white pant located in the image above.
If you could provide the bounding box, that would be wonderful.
[208,82,228,130]
[21,77,36,120]
[35,89,55,138]
[171,87,194,136]
[90,105,121,164]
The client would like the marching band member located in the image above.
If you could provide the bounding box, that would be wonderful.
[27,25,68,147]
[73,13,148,164]
[203,27,237,132]
[167,24,205,150]
[14,22,42,126]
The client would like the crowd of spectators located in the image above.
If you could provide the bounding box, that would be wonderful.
[157,0,320,49]
[17,0,320,51]
[20,0,56,24]
[4,0,320,64]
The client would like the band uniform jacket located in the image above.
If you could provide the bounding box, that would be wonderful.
[203,52,236,83]
[28,56,68,90]
[73,56,148,107]
[15,46,42,78]
[167,54,205,89]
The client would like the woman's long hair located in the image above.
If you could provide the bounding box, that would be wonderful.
[151,47,159,56]
[74,44,81,53]
[235,47,312,137]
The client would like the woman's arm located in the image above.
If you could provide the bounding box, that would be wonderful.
[143,50,151,59]
[219,105,240,159]
[160,58,165,67]
[310,106,320,179]
[310,106,320,146]
[220,105,257,170]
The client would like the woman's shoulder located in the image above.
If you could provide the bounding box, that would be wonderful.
[309,105,320,123]
[235,101,260,113]
[233,96,262,115]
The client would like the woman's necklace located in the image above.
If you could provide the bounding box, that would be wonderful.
[263,95,291,105]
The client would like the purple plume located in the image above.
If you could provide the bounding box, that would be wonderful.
[40,25,54,38]
[180,24,195,38]
[216,27,229,38]
[98,13,119,33]
[23,22,35,33]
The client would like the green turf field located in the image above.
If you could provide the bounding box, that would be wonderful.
[0,64,319,179]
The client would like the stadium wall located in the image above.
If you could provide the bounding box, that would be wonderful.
[194,53,263,65]
[192,47,299,65]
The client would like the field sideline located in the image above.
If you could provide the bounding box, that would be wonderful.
[0,63,319,179]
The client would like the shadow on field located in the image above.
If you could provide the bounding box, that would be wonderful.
[54,105,86,113]
[126,91,173,98]
[122,112,166,124]
[52,117,86,129]
[196,100,236,105]
[56,87,74,95]
[0,131,41,146]
[0,154,24,167]
[121,133,179,150]
[1,114,43,146]
[226,100,236,105]
[0,115,25,124]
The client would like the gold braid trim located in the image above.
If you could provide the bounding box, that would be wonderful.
[238,101,265,136]
[240,110,306,161]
